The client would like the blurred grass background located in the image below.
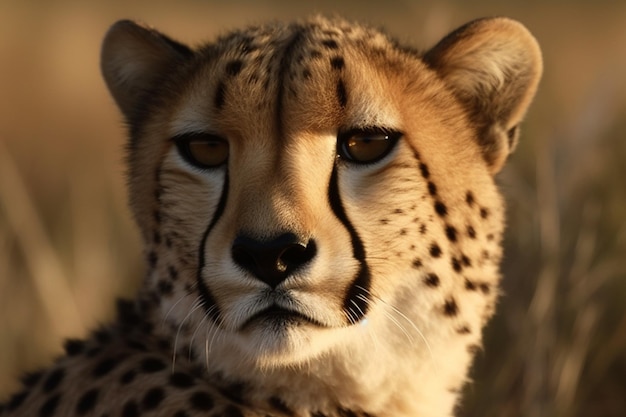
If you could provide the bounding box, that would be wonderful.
[0,1,624,416]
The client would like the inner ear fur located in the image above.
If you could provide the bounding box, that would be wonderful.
[424,17,542,173]
[100,20,193,122]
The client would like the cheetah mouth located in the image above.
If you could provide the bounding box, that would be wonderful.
[240,305,327,331]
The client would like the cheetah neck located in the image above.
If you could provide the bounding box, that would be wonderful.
[140,284,464,417]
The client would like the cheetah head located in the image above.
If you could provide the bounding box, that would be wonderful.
[101,17,541,376]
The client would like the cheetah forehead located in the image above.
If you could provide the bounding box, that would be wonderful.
[170,17,411,137]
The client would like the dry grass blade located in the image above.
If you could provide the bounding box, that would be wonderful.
[0,142,84,338]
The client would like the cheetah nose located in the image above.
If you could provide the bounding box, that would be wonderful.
[231,233,317,288]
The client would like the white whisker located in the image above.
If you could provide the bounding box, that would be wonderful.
[172,298,203,372]
[355,285,433,362]
[162,291,192,326]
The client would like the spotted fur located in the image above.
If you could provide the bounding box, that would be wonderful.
[1,16,541,417]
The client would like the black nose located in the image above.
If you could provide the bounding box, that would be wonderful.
[231,233,317,288]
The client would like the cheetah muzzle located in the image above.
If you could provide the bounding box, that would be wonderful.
[2,15,541,417]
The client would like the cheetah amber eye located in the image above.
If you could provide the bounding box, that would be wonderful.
[174,133,229,169]
[338,128,401,164]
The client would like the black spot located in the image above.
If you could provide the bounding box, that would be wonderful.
[310,50,322,58]
[419,223,427,234]
[39,393,61,417]
[218,382,248,404]
[479,283,491,294]
[394,208,404,214]
[7,391,28,411]
[336,79,347,107]
[399,228,407,236]
[120,369,137,385]
[94,329,112,344]
[427,182,437,196]
[158,280,173,295]
[21,371,43,388]
[445,225,457,242]
[330,56,345,70]
[168,266,178,280]
[480,208,490,219]
[424,273,440,287]
[452,257,462,273]
[214,81,226,109]
[338,409,359,417]
[434,201,447,217]
[467,344,481,354]
[379,218,389,225]
[262,77,271,91]
[465,278,477,291]
[443,298,458,316]
[140,357,166,373]
[269,397,294,415]
[157,338,171,351]
[507,125,519,148]
[126,340,147,351]
[461,255,471,267]
[169,372,195,389]
[63,339,85,356]
[466,191,475,206]
[76,388,99,415]
[93,357,120,378]
[86,347,102,357]
[122,400,139,417]
[142,387,165,410]
[467,226,476,239]
[486,233,494,241]
[322,39,338,49]
[116,298,141,327]
[429,243,442,258]
[226,60,243,76]
[42,368,65,393]
[457,325,471,334]
[224,406,245,417]
[419,163,430,179]
[148,251,158,268]
[412,258,422,269]
[189,391,214,411]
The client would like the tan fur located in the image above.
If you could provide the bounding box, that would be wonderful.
[3,16,541,417]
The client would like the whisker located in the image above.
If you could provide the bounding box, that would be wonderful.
[172,298,203,372]
[189,313,209,360]
[356,294,414,346]
[205,313,222,371]
[355,285,433,361]
[162,291,192,326]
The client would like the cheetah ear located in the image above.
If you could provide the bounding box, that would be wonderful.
[101,20,193,121]
[424,17,542,173]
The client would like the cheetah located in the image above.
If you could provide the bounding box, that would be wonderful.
[1,15,541,417]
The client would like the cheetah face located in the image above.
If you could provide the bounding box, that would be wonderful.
[159,63,416,364]
[101,17,541,367]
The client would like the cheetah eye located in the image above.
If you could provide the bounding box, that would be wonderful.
[337,128,401,164]
[173,133,229,169]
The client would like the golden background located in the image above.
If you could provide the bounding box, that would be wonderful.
[1,1,625,416]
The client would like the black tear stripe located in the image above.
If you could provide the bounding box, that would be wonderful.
[197,171,230,323]
[328,165,371,324]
